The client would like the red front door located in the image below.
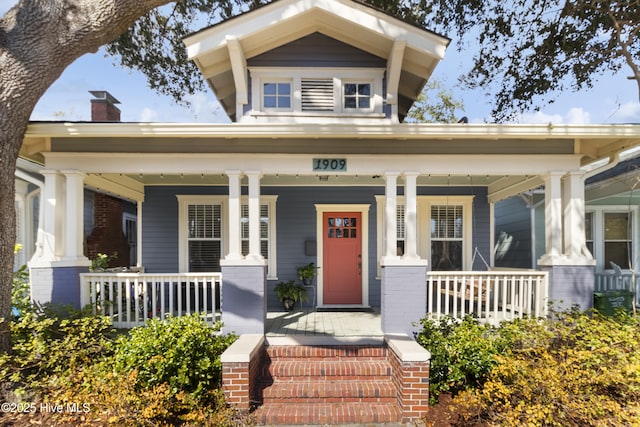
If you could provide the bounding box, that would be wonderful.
[323,212,362,304]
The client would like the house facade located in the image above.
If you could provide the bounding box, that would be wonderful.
[20,0,640,337]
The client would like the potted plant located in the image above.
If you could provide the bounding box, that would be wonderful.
[274,280,308,311]
[297,262,317,285]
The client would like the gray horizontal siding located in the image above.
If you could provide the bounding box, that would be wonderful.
[248,32,386,68]
[141,185,492,309]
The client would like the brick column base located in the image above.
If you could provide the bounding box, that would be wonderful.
[386,334,431,421]
[220,335,265,410]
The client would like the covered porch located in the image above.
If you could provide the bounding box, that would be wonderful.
[22,122,637,336]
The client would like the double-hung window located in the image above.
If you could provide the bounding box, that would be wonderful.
[185,203,222,272]
[178,195,278,277]
[430,205,464,271]
[241,203,270,260]
[583,207,636,271]
[604,212,633,269]
[375,195,473,274]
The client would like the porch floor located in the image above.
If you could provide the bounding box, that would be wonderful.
[265,309,383,345]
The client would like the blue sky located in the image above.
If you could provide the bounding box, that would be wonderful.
[3,1,640,124]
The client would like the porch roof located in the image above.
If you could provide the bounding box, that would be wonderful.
[20,122,640,203]
[22,121,640,161]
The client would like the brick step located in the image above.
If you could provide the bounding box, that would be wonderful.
[252,402,401,425]
[261,379,397,403]
[262,359,391,380]
[265,345,386,360]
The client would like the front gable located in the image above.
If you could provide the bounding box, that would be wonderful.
[183,0,450,123]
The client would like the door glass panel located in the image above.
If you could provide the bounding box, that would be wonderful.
[336,228,343,238]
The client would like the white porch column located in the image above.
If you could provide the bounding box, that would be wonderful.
[403,172,419,260]
[539,172,564,262]
[34,170,62,263]
[563,171,591,260]
[226,170,243,260]
[383,172,399,260]
[61,170,87,262]
[246,171,263,261]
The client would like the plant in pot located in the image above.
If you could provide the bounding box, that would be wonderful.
[274,280,308,311]
[297,262,317,285]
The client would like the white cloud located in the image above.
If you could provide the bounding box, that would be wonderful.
[514,107,591,124]
[605,101,640,123]
[138,107,159,122]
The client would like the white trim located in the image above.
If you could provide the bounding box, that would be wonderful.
[249,67,384,118]
[315,204,370,307]
[28,122,640,139]
[176,194,278,278]
[177,195,227,273]
[43,153,583,177]
[376,195,475,273]
[586,205,639,272]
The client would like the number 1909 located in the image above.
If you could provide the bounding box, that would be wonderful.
[313,158,347,171]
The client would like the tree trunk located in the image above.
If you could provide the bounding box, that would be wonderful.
[0,0,171,353]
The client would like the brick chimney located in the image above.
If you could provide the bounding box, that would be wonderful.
[90,90,121,122]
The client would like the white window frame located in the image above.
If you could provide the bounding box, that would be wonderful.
[122,212,137,267]
[249,67,384,117]
[177,195,278,278]
[376,195,474,275]
[261,80,293,112]
[586,205,638,272]
[341,80,373,113]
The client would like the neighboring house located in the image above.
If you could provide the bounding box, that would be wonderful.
[14,157,43,270]
[19,0,640,337]
[495,150,640,301]
[16,92,137,271]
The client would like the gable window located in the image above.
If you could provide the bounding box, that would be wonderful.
[263,82,291,109]
[178,195,278,277]
[249,68,384,118]
[343,83,371,110]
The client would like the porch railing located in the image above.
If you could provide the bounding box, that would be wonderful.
[594,271,639,303]
[426,270,549,325]
[80,272,222,328]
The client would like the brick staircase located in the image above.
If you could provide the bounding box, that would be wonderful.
[252,345,402,425]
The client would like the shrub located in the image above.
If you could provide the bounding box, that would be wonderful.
[1,310,116,396]
[112,314,236,400]
[415,315,506,403]
[453,310,640,426]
